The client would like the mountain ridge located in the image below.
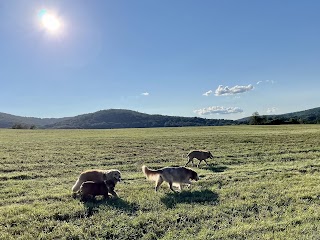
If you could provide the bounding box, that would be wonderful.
[238,107,320,124]
[43,109,234,129]
[1,107,319,129]
[0,112,71,128]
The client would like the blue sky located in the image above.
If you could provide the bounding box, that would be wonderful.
[1,1,319,120]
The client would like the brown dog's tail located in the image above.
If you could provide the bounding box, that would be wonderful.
[142,165,162,181]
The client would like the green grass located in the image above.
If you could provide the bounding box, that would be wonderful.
[0,125,320,239]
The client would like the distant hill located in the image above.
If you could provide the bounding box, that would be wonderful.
[0,107,319,129]
[238,107,320,124]
[0,112,70,129]
[44,109,234,129]
[0,109,235,129]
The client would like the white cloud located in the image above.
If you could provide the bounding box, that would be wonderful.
[257,80,275,85]
[267,107,278,114]
[194,106,243,115]
[266,80,275,84]
[215,84,254,96]
[202,90,213,96]
[141,92,149,96]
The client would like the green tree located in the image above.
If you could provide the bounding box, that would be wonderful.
[250,112,262,125]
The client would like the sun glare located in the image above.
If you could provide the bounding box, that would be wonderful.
[42,14,60,31]
[39,9,62,34]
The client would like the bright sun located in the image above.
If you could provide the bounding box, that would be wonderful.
[39,9,61,34]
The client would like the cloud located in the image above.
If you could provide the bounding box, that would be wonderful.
[194,106,243,115]
[267,107,278,114]
[266,80,275,84]
[203,90,213,96]
[141,92,149,96]
[215,84,254,96]
[256,80,275,85]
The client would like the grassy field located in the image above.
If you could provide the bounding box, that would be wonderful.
[0,125,320,239]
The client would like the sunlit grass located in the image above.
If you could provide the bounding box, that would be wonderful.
[0,125,320,239]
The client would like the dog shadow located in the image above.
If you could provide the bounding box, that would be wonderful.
[160,189,219,209]
[203,164,228,173]
[82,197,139,217]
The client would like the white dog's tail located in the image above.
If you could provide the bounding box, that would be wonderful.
[142,165,162,181]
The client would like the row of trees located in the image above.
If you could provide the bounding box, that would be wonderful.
[249,112,320,125]
[11,124,36,129]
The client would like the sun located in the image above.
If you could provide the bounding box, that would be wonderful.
[38,9,62,34]
[42,14,60,32]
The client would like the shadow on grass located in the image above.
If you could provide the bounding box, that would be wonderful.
[203,165,228,173]
[82,197,139,217]
[161,189,219,209]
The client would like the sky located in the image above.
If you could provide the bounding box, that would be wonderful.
[1,1,319,120]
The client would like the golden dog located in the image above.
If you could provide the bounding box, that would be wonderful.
[142,165,199,192]
[72,169,121,197]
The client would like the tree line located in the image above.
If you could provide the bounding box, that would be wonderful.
[249,112,320,125]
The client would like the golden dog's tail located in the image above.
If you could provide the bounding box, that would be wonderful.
[142,165,162,181]
[71,178,82,192]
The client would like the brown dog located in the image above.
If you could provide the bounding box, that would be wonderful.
[185,150,213,167]
[80,180,116,201]
[142,165,199,192]
[72,169,121,197]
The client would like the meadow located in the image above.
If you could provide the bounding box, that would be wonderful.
[0,125,320,239]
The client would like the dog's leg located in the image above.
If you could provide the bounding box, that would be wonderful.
[109,189,118,198]
[187,181,191,188]
[203,159,209,166]
[185,158,191,167]
[185,157,195,167]
[155,176,164,192]
[103,193,109,200]
[184,180,192,189]
[81,194,89,202]
[168,182,176,192]
[197,160,202,168]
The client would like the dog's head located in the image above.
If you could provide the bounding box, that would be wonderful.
[112,170,121,182]
[104,170,121,183]
[189,169,199,181]
[207,151,213,159]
